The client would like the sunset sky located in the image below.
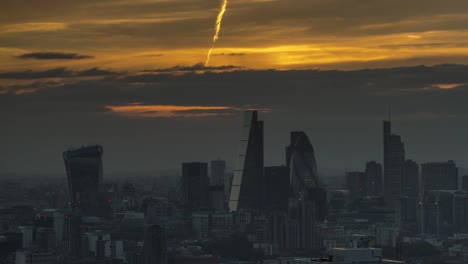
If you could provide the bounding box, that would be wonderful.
[2,0,468,174]
[3,0,468,71]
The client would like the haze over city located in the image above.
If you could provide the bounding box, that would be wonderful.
[1,1,468,264]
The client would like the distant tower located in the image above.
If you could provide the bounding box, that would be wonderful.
[63,145,103,215]
[383,120,405,208]
[285,131,326,250]
[181,162,210,211]
[211,159,226,186]
[142,224,167,264]
[403,159,419,198]
[365,161,383,196]
[229,111,264,212]
[421,161,458,191]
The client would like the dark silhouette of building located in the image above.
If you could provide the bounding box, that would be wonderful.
[142,224,167,264]
[265,166,289,211]
[365,161,382,197]
[181,162,209,211]
[421,161,458,191]
[229,111,264,212]
[383,120,406,208]
[285,131,326,250]
[209,185,225,211]
[398,196,418,234]
[287,131,319,194]
[211,159,226,186]
[463,175,468,191]
[403,159,419,198]
[346,171,366,201]
[63,213,82,260]
[63,145,104,216]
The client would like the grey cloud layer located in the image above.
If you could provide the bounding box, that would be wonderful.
[16,51,94,60]
[2,64,467,173]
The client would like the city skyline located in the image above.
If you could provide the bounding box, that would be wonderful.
[2,103,467,175]
[3,1,468,263]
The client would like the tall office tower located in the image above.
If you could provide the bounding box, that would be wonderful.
[346,171,366,201]
[285,131,326,250]
[398,196,418,234]
[209,185,225,211]
[422,190,457,237]
[287,131,319,194]
[453,191,468,234]
[265,166,289,211]
[63,145,103,215]
[403,160,419,198]
[421,161,459,191]
[63,213,82,259]
[365,161,383,197]
[142,224,167,264]
[229,111,264,212]
[211,159,226,186]
[181,162,210,211]
[383,120,406,208]
[462,175,468,191]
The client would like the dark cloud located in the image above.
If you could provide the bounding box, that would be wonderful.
[213,53,246,56]
[1,64,467,174]
[0,67,118,79]
[16,51,94,60]
[142,63,243,73]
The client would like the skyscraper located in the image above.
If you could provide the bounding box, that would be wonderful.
[264,166,289,211]
[421,161,459,191]
[211,159,226,186]
[287,131,319,193]
[365,161,383,197]
[181,162,210,211]
[229,111,264,212]
[346,171,366,201]
[142,224,167,264]
[462,175,468,191]
[63,145,103,215]
[285,131,326,250]
[383,120,406,208]
[403,159,419,198]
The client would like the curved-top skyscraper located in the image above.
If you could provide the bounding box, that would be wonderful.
[286,131,319,196]
[285,132,326,250]
[63,145,103,214]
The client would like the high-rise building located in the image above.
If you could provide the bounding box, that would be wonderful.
[209,185,225,211]
[229,111,264,212]
[142,224,167,264]
[453,191,468,234]
[286,131,319,190]
[421,161,458,191]
[63,145,103,216]
[181,162,210,211]
[285,131,326,250]
[365,161,382,197]
[383,120,406,208]
[403,159,419,198]
[462,175,468,191]
[264,166,289,211]
[346,171,366,201]
[63,213,82,259]
[211,159,226,186]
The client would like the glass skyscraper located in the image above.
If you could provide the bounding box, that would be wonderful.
[63,145,103,215]
[229,111,264,212]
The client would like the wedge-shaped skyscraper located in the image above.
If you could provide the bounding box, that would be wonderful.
[63,145,103,215]
[229,111,264,212]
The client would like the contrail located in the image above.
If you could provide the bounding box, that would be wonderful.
[205,0,228,66]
